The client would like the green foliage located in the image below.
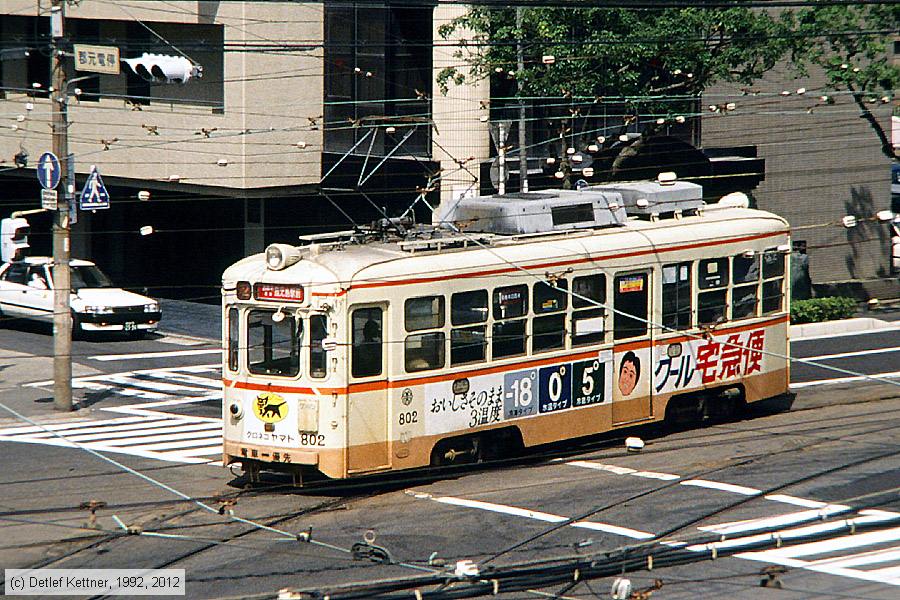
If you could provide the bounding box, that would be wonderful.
[790,297,858,324]
[437,6,798,103]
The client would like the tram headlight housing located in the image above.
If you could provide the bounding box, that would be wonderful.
[229,402,243,420]
[265,244,301,271]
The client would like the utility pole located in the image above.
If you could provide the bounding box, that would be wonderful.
[516,7,528,193]
[50,0,72,412]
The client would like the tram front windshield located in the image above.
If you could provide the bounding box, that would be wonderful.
[248,309,301,377]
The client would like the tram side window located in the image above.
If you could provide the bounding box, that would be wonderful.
[572,274,606,346]
[352,308,383,378]
[404,295,445,373]
[532,280,567,353]
[309,314,328,378]
[247,309,301,377]
[451,290,487,365]
[761,249,786,314]
[227,307,239,372]
[613,273,649,340]
[662,262,692,331]
[492,285,527,359]
[731,253,760,320]
[698,258,728,326]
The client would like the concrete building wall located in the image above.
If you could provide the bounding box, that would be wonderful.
[702,63,896,297]
[0,1,323,191]
[431,2,489,221]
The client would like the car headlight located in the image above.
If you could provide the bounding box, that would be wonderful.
[144,303,159,313]
[83,306,114,314]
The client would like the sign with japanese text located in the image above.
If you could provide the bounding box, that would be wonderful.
[424,350,613,435]
[652,328,770,395]
[73,44,120,75]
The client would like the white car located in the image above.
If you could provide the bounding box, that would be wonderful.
[0,257,161,335]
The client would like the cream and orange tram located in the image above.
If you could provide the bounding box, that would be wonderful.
[221,181,792,482]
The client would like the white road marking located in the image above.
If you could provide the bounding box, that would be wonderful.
[0,416,146,436]
[679,479,761,496]
[792,325,900,342]
[801,346,900,362]
[699,505,852,536]
[90,349,221,361]
[62,422,220,443]
[567,460,678,480]
[429,496,654,539]
[764,494,834,508]
[791,369,900,389]
[810,547,900,569]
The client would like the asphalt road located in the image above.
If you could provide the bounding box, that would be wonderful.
[0,312,898,599]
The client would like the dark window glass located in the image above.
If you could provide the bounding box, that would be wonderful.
[699,258,729,289]
[405,332,445,372]
[614,273,648,340]
[70,265,114,290]
[533,314,565,352]
[492,320,526,358]
[573,308,605,346]
[763,251,785,278]
[698,290,728,326]
[451,326,486,365]
[662,262,692,330]
[731,284,758,319]
[2,263,29,285]
[228,307,239,371]
[248,309,300,377]
[551,203,593,226]
[309,314,328,378]
[451,290,488,325]
[533,279,567,314]
[493,285,528,319]
[733,254,760,284]
[572,274,606,308]
[405,295,444,331]
[352,308,382,378]
[762,279,784,314]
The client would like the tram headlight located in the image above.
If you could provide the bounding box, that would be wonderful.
[265,244,301,271]
[229,402,243,420]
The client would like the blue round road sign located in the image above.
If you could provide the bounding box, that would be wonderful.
[37,152,61,190]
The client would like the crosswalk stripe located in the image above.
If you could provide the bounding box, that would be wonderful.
[135,437,223,452]
[141,371,221,389]
[699,505,852,535]
[20,419,196,439]
[0,416,146,435]
[101,429,222,447]
[62,423,221,443]
[162,446,224,458]
[810,547,900,569]
[103,375,208,394]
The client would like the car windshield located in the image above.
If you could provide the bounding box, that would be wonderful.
[70,265,114,290]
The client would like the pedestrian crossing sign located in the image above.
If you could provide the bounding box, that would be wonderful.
[79,166,111,210]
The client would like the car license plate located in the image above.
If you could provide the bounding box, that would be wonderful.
[124,322,137,331]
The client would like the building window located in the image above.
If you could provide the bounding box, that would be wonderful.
[324,2,433,156]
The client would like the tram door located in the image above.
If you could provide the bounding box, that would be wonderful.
[612,272,653,425]
[347,305,391,473]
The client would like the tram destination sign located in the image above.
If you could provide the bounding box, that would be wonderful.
[254,283,304,302]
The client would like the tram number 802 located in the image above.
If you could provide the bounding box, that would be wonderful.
[399,411,419,425]
[299,433,325,446]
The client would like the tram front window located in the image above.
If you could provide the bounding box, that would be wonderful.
[247,309,301,377]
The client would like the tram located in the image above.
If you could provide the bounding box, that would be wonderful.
[221,180,791,482]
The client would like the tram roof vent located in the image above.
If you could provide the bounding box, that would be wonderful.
[441,189,628,235]
[586,180,704,218]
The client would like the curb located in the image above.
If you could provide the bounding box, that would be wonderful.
[790,317,900,341]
